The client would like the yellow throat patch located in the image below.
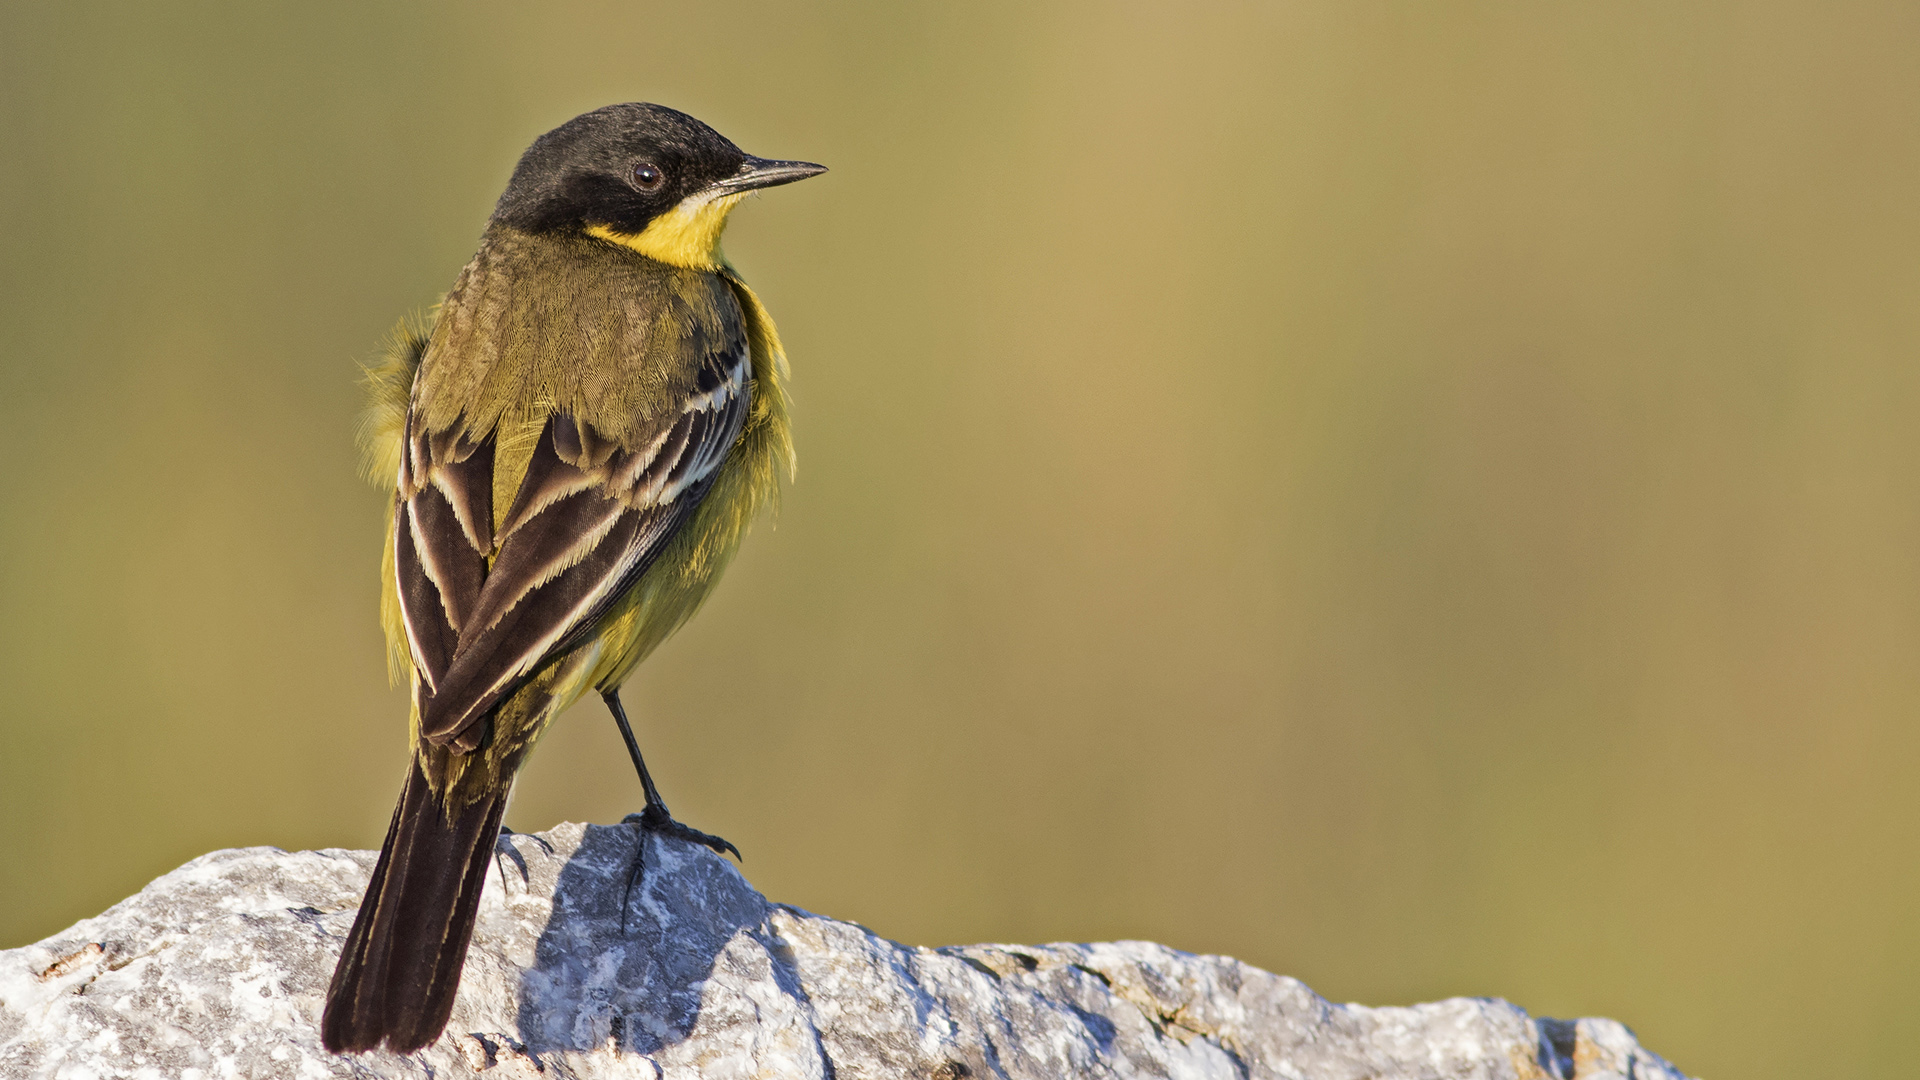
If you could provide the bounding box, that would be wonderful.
[586,190,749,270]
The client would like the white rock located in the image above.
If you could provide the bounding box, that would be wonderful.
[0,821,1690,1079]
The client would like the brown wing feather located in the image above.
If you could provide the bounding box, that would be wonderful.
[393,338,752,748]
[393,415,492,692]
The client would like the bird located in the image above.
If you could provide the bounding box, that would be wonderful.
[320,103,824,1055]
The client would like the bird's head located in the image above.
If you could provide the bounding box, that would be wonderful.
[490,102,825,270]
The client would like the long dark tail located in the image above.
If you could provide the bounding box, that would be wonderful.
[321,756,509,1054]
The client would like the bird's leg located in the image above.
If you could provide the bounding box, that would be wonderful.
[604,689,740,932]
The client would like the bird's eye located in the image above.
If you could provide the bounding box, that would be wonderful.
[630,162,665,191]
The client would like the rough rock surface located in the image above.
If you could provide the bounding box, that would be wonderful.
[0,821,1690,1079]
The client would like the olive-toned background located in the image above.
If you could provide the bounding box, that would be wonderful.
[4,2,1917,1076]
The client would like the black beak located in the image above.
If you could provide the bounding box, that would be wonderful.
[711,155,828,194]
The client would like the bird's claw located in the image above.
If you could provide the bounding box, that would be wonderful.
[644,802,741,860]
[624,803,740,860]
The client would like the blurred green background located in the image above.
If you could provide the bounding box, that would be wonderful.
[3,2,1917,1076]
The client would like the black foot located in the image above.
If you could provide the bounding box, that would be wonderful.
[618,804,742,932]
[629,802,741,861]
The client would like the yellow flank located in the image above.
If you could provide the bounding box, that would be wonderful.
[581,272,796,694]
[586,191,749,270]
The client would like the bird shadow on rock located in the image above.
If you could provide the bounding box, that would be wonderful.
[512,821,795,1055]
